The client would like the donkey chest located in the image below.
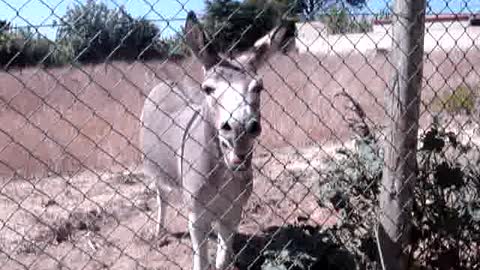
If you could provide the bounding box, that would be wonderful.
[202,169,253,206]
[211,168,252,192]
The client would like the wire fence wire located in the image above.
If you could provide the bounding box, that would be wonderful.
[1,1,480,270]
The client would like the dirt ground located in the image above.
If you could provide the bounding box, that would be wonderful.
[0,144,343,270]
[2,120,479,270]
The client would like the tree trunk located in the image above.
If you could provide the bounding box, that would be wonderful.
[378,0,426,269]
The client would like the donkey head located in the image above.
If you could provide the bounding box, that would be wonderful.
[184,11,295,170]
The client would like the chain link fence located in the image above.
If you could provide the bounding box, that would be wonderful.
[1,1,480,269]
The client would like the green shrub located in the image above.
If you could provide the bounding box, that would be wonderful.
[320,6,373,34]
[0,24,78,68]
[315,93,480,269]
[0,28,66,68]
[432,85,477,115]
[260,225,356,270]
[51,41,75,65]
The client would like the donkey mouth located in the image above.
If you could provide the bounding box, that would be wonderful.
[227,152,250,170]
[231,153,246,164]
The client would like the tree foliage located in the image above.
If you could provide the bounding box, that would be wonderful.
[56,1,162,62]
[203,0,279,53]
[296,0,367,20]
[0,26,60,68]
[1,1,185,68]
[202,0,370,53]
[1,0,371,68]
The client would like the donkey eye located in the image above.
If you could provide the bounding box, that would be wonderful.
[202,86,215,94]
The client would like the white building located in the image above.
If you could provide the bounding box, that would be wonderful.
[295,14,480,55]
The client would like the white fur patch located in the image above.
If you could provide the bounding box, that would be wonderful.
[212,81,257,126]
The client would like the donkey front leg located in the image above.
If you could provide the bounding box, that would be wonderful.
[189,204,214,270]
[155,187,167,237]
[215,205,242,270]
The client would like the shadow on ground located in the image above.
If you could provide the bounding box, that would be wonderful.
[167,224,358,270]
[233,224,358,270]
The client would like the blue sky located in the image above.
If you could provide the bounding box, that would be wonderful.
[0,0,205,39]
[0,0,478,40]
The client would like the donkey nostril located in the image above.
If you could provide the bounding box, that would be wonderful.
[221,121,232,131]
[246,120,261,135]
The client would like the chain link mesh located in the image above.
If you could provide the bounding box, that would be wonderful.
[1,1,479,269]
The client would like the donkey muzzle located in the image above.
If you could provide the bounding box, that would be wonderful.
[229,152,247,165]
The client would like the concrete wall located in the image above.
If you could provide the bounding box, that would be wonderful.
[295,20,480,56]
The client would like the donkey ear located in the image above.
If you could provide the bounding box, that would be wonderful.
[184,11,220,69]
[246,20,296,70]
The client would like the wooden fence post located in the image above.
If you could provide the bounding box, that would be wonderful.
[377,0,426,269]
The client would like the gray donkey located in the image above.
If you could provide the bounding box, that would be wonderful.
[140,11,294,270]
